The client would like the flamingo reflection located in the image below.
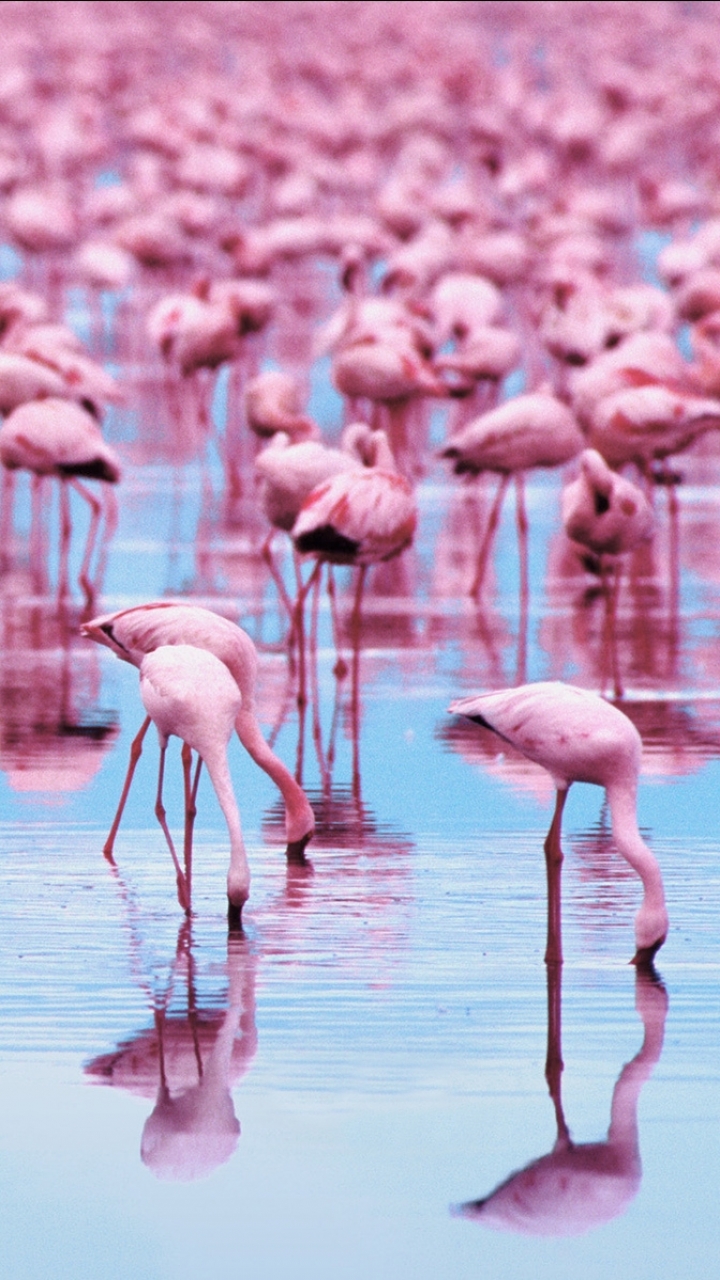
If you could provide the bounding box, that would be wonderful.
[454,966,667,1236]
[85,921,257,1182]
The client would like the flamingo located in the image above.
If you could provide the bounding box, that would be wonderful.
[0,397,121,604]
[80,601,315,862]
[440,390,584,598]
[138,644,250,919]
[449,681,668,966]
[292,430,418,783]
[561,449,655,696]
[244,368,318,441]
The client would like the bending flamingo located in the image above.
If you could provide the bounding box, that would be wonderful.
[449,681,668,966]
[138,643,250,919]
[81,602,315,865]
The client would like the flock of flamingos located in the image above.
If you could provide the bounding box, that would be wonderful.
[2,0,720,985]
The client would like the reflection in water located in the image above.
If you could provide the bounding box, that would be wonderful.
[85,922,257,1182]
[456,966,667,1236]
[264,784,414,856]
[0,592,117,792]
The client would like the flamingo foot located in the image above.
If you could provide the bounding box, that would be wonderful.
[175,870,191,914]
[102,841,117,866]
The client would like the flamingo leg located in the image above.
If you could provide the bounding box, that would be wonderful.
[666,477,680,676]
[309,565,332,793]
[154,739,191,913]
[91,486,119,603]
[350,564,367,804]
[293,556,322,711]
[29,474,48,592]
[326,566,348,679]
[58,480,72,601]
[543,786,568,966]
[470,473,509,597]
[0,467,14,573]
[600,557,623,700]
[544,958,569,1143]
[515,471,529,685]
[261,530,296,628]
[182,742,203,904]
[104,715,152,861]
[68,476,103,606]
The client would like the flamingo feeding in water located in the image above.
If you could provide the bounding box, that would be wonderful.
[449,681,668,966]
[138,643,250,919]
[81,602,315,881]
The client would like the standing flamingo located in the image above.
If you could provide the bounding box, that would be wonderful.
[449,681,668,966]
[292,429,418,791]
[0,396,121,605]
[562,448,655,696]
[441,390,584,597]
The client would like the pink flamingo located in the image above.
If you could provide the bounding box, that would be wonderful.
[138,644,250,920]
[441,390,584,596]
[562,448,654,696]
[81,601,315,865]
[449,681,668,966]
[0,397,121,605]
[292,430,418,790]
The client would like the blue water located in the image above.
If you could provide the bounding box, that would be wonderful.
[1,273,720,1280]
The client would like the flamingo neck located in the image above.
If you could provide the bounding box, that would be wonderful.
[606,781,668,952]
[203,746,249,907]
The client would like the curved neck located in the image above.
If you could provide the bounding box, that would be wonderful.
[606,781,665,905]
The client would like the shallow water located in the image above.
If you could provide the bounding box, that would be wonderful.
[2,301,720,1278]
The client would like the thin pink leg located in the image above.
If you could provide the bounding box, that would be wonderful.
[293,556,322,711]
[0,468,14,573]
[470,473,509,597]
[600,558,623,699]
[104,716,152,861]
[544,961,569,1142]
[515,472,529,685]
[667,479,680,677]
[327,566,348,679]
[29,474,48,593]
[181,743,199,905]
[350,565,367,804]
[92,486,119,601]
[261,530,296,627]
[68,476,103,607]
[154,739,190,913]
[58,480,72,601]
[310,566,332,792]
[543,786,568,966]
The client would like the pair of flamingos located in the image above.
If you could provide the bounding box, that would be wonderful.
[83,600,668,967]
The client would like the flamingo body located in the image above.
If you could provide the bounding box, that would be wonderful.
[255,422,372,532]
[0,397,121,480]
[449,681,668,963]
[82,601,314,850]
[293,465,417,565]
[562,449,654,557]
[442,392,583,474]
[140,645,249,911]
